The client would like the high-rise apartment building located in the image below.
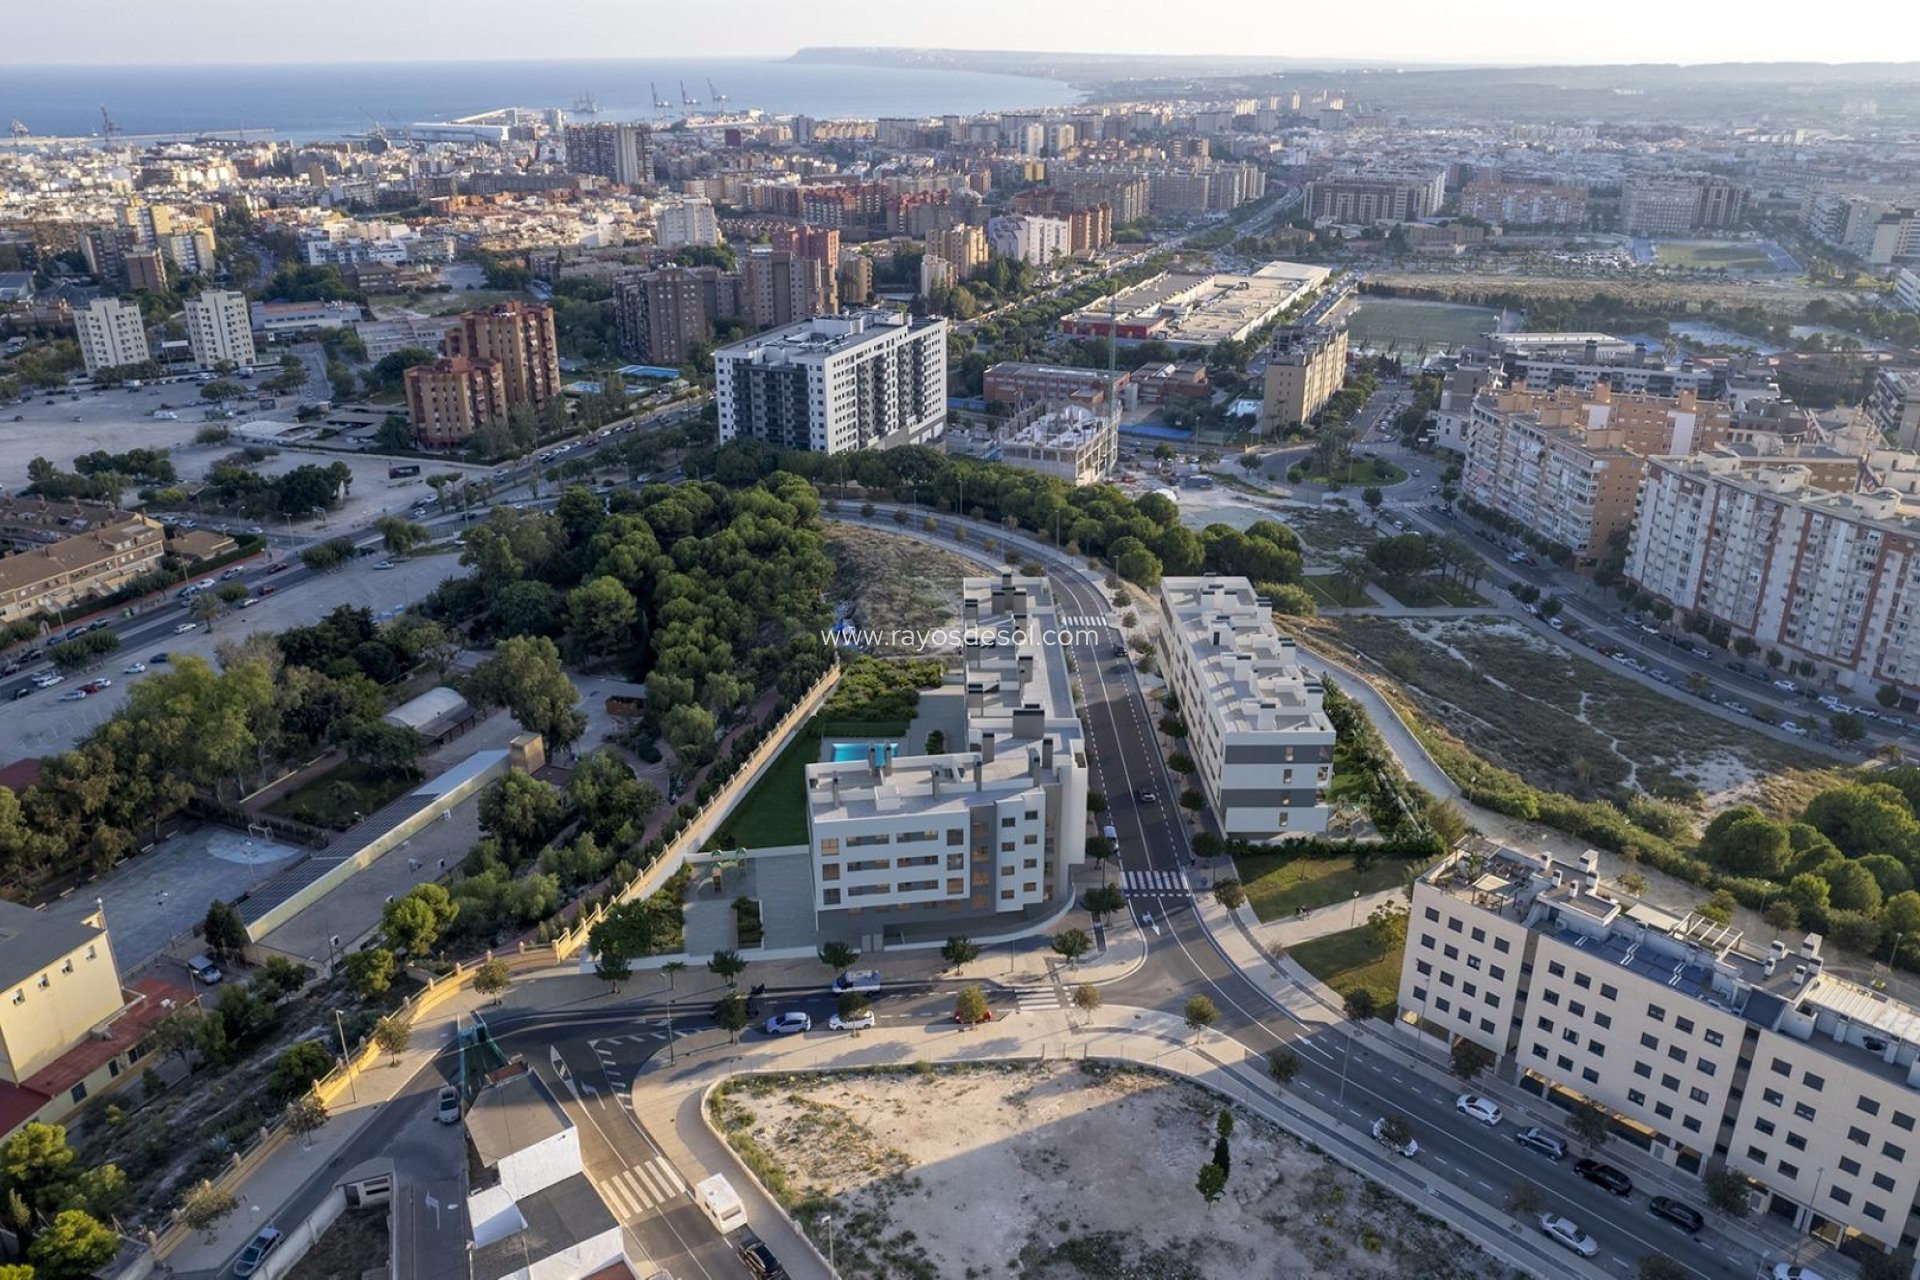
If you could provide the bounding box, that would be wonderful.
[1261,324,1349,429]
[1626,451,1920,696]
[769,225,840,313]
[653,197,718,249]
[742,247,833,330]
[1303,170,1447,223]
[1621,176,1749,236]
[803,572,1087,924]
[925,225,989,280]
[562,121,653,186]
[72,298,150,374]
[445,302,560,411]
[714,310,947,455]
[184,290,256,370]
[403,355,508,449]
[1401,842,1920,1261]
[986,214,1072,266]
[1456,181,1590,227]
[1156,577,1334,840]
[1867,369,1920,451]
[612,268,712,366]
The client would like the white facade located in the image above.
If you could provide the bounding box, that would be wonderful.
[1897,266,1920,315]
[804,573,1088,920]
[73,298,149,373]
[653,197,719,249]
[1156,577,1334,840]
[184,290,256,370]
[1626,452,1920,695]
[994,403,1118,486]
[986,214,1072,266]
[714,310,947,455]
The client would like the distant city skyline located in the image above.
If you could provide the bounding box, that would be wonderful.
[2,0,1908,68]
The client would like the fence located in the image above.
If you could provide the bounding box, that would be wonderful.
[547,662,842,960]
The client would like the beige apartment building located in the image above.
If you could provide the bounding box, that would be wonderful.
[0,498,166,625]
[1462,384,1734,561]
[1402,843,1920,1261]
[403,354,509,448]
[1626,450,1920,697]
[1261,324,1348,430]
[925,225,989,280]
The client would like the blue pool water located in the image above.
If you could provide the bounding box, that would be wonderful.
[831,742,899,764]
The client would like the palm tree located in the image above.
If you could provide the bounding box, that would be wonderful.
[190,592,224,632]
[1335,553,1374,606]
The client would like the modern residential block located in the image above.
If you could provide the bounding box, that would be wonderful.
[714,310,947,454]
[183,289,256,370]
[72,297,149,374]
[1261,323,1349,429]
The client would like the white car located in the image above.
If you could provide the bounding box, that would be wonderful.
[828,1010,875,1031]
[762,1011,811,1036]
[1455,1094,1502,1125]
[32,674,64,688]
[1771,1266,1828,1280]
[123,662,146,675]
[1370,1117,1418,1157]
[173,622,199,634]
[1539,1214,1598,1258]
[374,560,396,570]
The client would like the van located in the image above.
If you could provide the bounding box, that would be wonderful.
[186,954,224,984]
[694,1173,747,1234]
[832,969,881,994]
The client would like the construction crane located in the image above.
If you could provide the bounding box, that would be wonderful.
[650,83,671,110]
[707,79,728,104]
[98,105,121,143]
[7,119,27,152]
[679,80,699,107]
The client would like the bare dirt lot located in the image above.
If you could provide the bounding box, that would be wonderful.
[707,1062,1515,1280]
[824,525,977,655]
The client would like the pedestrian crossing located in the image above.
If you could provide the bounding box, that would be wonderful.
[596,1156,688,1221]
[1122,868,1191,896]
[1008,982,1062,1012]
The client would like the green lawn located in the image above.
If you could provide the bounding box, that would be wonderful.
[1290,925,1402,1019]
[1348,300,1500,356]
[1301,458,1408,487]
[716,724,821,850]
[1652,241,1774,272]
[263,760,417,831]
[1373,576,1489,608]
[1304,574,1373,607]
[1231,850,1426,922]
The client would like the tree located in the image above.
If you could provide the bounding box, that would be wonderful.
[1195,1161,1228,1205]
[1505,1181,1543,1216]
[372,515,429,556]
[28,1209,118,1280]
[383,883,459,956]
[471,957,511,997]
[1698,809,1791,878]
[344,947,396,999]
[1343,988,1378,1020]
[708,949,746,988]
[467,636,588,755]
[1051,928,1093,965]
[1860,1251,1918,1280]
[1083,883,1125,922]
[595,946,632,994]
[270,1041,336,1099]
[202,899,248,961]
[177,1178,239,1242]
[1450,1038,1495,1081]
[953,985,991,1028]
[1084,835,1118,884]
[1183,995,1219,1035]
[1213,879,1246,911]
[836,991,871,1026]
[1701,1162,1751,1218]
[941,936,979,968]
[1366,901,1409,951]
[1072,983,1102,1021]
[1832,712,1868,744]
[817,941,859,978]
[1568,1099,1611,1150]
[1179,788,1206,815]
[1268,1048,1299,1086]
[713,992,749,1042]
[285,1094,330,1147]
[372,1016,411,1064]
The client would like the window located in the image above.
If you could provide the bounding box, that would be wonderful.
[1548,960,1566,977]
[1542,990,1560,1006]
[1563,1029,1580,1045]
[1463,981,1478,998]
[1471,926,1485,942]
[1668,1046,1688,1063]
[1600,983,1617,1001]
[1655,1102,1674,1119]
[1770,1058,1792,1077]
[1682,1117,1702,1133]
[1467,955,1483,971]
[1633,1061,1652,1080]
[1763,1089,1784,1107]
[1532,1044,1548,1061]
[60,960,72,975]
[1778,1160,1800,1178]
[1690,1087,1710,1105]
[1648,1004,1666,1022]
[1627,1088,1648,1106]
[1697,1060,1716,1077]
[1859,1096,1882,1117]
[1595,1012,1612,1030]
[1674,1016,1694,1035]
[1537,1016,1555,1032]
[1786,1132,1807,1151]
[1416,960,1433,977]
[1581,1068,1599,1084]
[1896,1111,1916,1132]
[1803,1072,1825,1093]
[1574,973,1591,990]
[1662,1073,1681,1091]
[8,991,20,1006]
[1864,1203,1886,1222]
[1435,996,1451,1012]
[1494,938,1511,954]
[1424,906,1439,921]
[1873,1173,1894,1193]
[1490,965,1506,981]
[1755,1118,1776,1136]
[1829,1187,1853,1207]
[1557,1054,1574,1071]
[1746,1146,1767,1163]
[1420,934,1436,951]
[1441,972,1456,988]
[68,1083,86,1104]
[1848,1126,1871,1146]
[1568,1000,1585,1017]
[1443,944,1459,960]
[1883,1142,1907,1162]
[1704,1029,1724,1048]
[1640,1033,1660,1050]
[1839,1158,1862,1176]
[1412,987,1428,1004]
[1588,1039,1605,1057]
[1793,1103,1817,1121]
[36,975,48,990]
[1480,1018,1495,1034]
[1447,917,1463,933]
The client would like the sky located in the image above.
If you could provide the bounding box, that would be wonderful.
[3,0,1911,67]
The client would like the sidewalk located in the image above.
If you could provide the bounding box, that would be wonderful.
[628,1003,1612,1280]
[1248,883,1408,948]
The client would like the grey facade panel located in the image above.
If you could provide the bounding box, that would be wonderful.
[1222,743,1336,765]
[1219,787,1324,808]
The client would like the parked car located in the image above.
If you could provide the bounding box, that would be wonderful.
[80,679,111,693]
[1771,1266,1828,1280]
[173,622,198,634]
[266,562,290,574]
[186,954,224,984]
[1647,1196,1704,1234]
[11,687,30,701]
[762,1011,811,1036]
[59,689,88,701]
[150,652,170,664]
[1538,1214,1598,1258]
[436,1086,462,1125]
[124,662,146,675]
[1455,1094,1502,1126]
[832,969,882,994]
[1573,1158,1633,1196]
[829,1009,876,1031]
[232,1226,282,1276]
[1513,1126,1567,1161]
[1370,1117,1419,1157]
[31,673,63,688]
[738,1239,787,1280]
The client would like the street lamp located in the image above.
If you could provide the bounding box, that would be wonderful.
[1349,889,1361,928]
[821,1213,835,1270]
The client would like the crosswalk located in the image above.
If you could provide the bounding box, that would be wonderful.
[596,1156,688,1221]
[1122,868,1191,896]
[1008,982,1062,1012]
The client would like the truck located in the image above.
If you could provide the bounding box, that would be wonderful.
[693,1173,747,1234]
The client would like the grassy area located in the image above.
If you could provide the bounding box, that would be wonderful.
[1231,850,1426,922]
[1300,457,1407,487]
[816,720,909,738]
[1348,299,1500,356]
[1304,574,1374,607]
[1373,576,1489,608]
[263,760,417,831]
[1281,507,1379,557]
[1290,925,1401,1019]
[717,724,820,850]
[1653,241,1775,272]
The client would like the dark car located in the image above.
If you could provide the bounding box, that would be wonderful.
[1648,1196,1704,1234]
[1573,1158,1633,1196]
[232,1226,282,1276]
[739,1240,787,1280]
[150,653,170,664]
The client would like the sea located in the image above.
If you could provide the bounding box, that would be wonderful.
[1,58,1083,143]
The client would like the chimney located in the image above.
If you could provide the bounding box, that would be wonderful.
[1800,933,1823,961]
[980,732,995,764]
[1028,747,1040,782]
[1041,737,1054,770]
[1578,850,1599,878]
[1567,880,1581,899]
[1018,653,1034,687]
[973,760,982,791]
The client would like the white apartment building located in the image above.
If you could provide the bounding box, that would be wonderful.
[1897,266,1920,315]
[184,290,256,370]
[1402,843,1920,1261]
[985,214,1072,267]
[1156,577,1334,840]
[72,298,150,374]
[1626,452,1920,698]
[714,310,947,455]
[653,197,719,249]
[803,572,1088,926]
[993,403,1119,487]
[300,219,452,267]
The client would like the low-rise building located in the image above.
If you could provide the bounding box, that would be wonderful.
[250,299,364,339]
[1400,842,1920,1262]
[1156,577,1333,840]
[983,361,1129,411]
[992,403,1118,486]
[803,572,1088,923]
[0,498,166,626]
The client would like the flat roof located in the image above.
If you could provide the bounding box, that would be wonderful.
[470,1173,618,1280]
[466,1067,571,1168]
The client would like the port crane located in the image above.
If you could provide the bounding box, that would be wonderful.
[650,83,671,110]
[707,79,728,104]
[679,80,699,107]
[7,119,27,152]
[98,105,121,142]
